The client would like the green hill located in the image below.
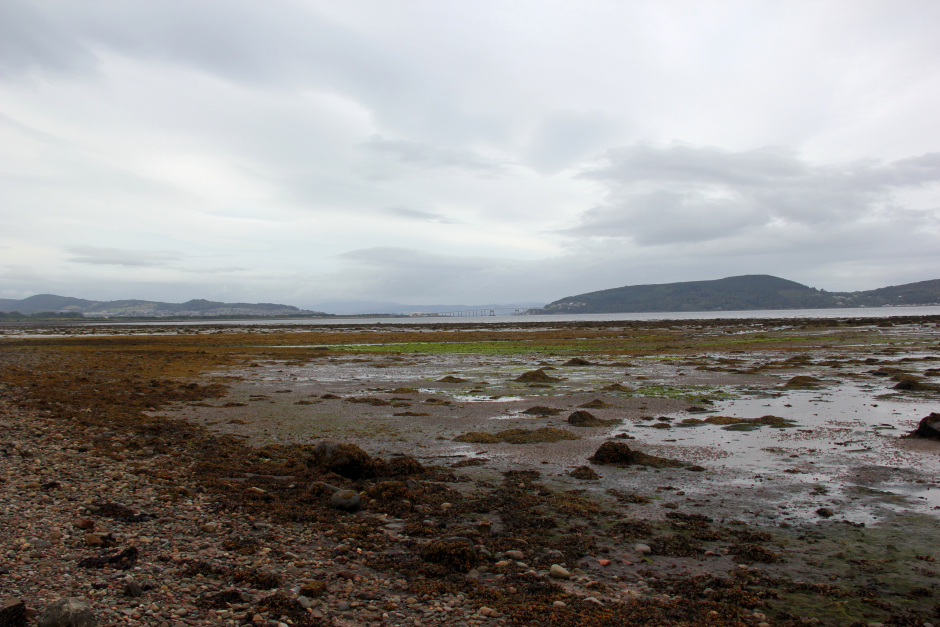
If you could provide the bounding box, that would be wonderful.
[832,279,940,308]
[543,275,940,314]
[0,294,328,318]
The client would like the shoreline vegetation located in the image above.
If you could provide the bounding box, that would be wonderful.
[1,315,939,626]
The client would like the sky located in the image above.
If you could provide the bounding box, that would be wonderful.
[2,0,939,311]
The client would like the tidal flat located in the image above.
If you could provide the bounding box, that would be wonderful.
[1,315,939,626]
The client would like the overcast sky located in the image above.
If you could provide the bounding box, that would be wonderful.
[2,0,939,310]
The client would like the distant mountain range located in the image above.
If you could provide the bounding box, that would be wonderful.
[0,294,547,318]
[0,294,325,318]
[543,275,940,314]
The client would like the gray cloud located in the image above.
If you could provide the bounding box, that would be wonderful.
[363,135,507,175]
[67,246,183,267]
[385,207,459,224]
[2,1,940,307]
[567,145,940,245]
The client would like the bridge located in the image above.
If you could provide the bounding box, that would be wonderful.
[410,308,543,317]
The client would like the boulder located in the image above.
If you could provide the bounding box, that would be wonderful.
[567,411,620,427]
[330,490,361,513]
[0,599,27,627]
[37,598,98,627]
[908,413,940,439]
[513,369,561,383]
[588,441,684,468]
[307,441,377,480]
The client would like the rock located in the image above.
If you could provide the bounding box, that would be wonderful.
[297,596,312,609]
[567,411,602,427]
[549,564,570,579]
[908,413,940,439]
[478,607,496,617]
[563,358,595,366]
[307,441,377,480]
[37,598,98,627]
[336,569,356,580]
[588,441,684,468]
[816,507,834,518]
[336,601,350,611]
[504,550,524,560]
[330,490,361,513]
[123,580,144,598]
[552,600,566,608]
[513,369,561,383]
[200,522,218,533]
[299,581,326,598]
[568,465,600,480]
[635,543,652,555]
[83,534,103,547]
[0,598,27,627]
[893,376,938,391]
[73,520,94,531]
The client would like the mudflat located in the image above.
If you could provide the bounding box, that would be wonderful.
[1,315,939,627]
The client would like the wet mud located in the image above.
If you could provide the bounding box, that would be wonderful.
[2,315,940,626]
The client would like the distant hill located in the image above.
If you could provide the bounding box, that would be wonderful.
[0,294,329,318]
[831,279,940,308]
[544,275,940,314]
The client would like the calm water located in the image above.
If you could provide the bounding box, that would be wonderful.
[78,304,940,326]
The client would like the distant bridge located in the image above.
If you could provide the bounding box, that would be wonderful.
[410,308,543,317]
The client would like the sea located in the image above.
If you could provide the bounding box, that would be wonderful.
[68,304,940,327]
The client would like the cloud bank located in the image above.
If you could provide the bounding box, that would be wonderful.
[1,1,938,307]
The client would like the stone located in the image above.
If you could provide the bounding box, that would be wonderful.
[330,490,361,513]
[83,534,103,547]
[504,550,524,561]
[299,581,326,598]
[297,596,312,609]
[337,569,356,580]
[552,601,566,608]
[588,441,684,468]
[73,520,94,531]
[37,597,99,627]
[0,598,27,627]
[908,413,940,439]
[549,564,570,579]
[123,580,144,598]
[635,543,652,555]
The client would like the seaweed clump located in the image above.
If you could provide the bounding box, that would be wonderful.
[588,441,684,468]
[568,465,600,480]
[703,415,796,430]
[783,375,823,389]
[513,369,561,383]
[454,427,580,444]
[567,411,621,427]
[420,538,479,572]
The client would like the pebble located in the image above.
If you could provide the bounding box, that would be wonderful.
[634,543,652,555]
[504,550,524,560]
[549,564,570,579]
[552,601,566,608]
